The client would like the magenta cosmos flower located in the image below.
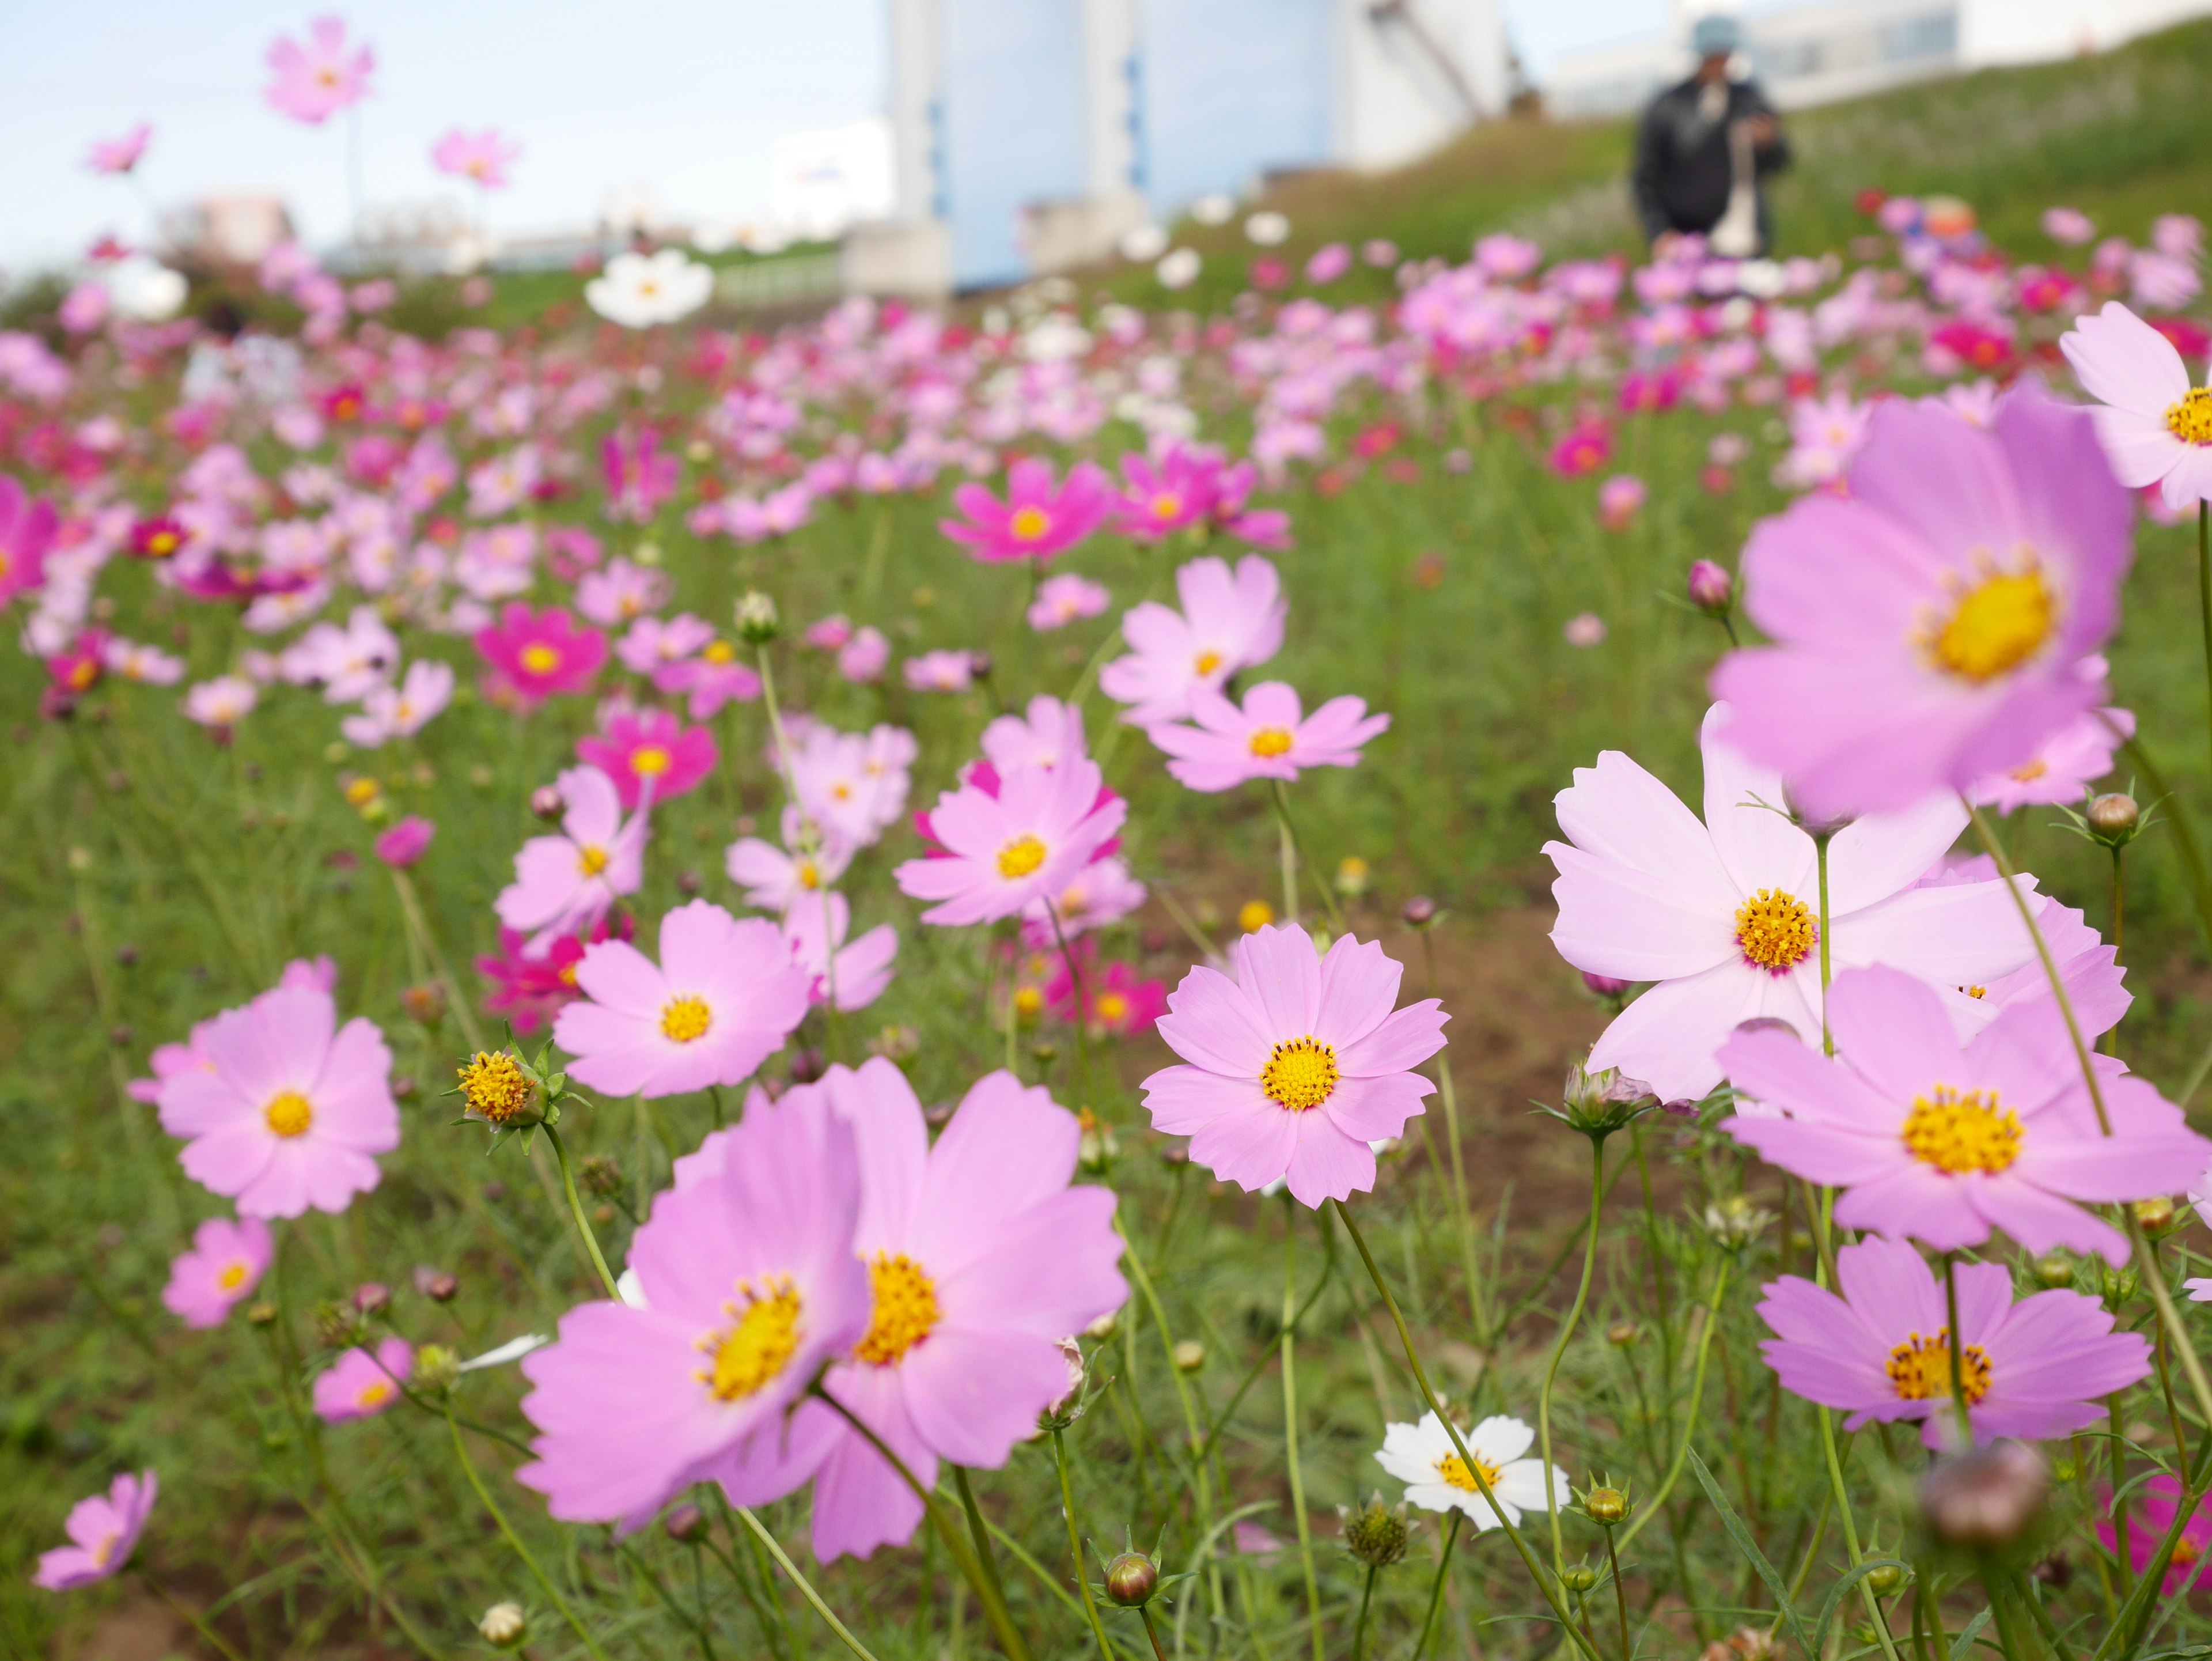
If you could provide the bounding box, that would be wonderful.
[2100,1477,2212,1595]
[1100,554,1285,725]
[1142,923,1447,1207]
[474,604,607,709]
[156,982,399,1219]
[1719,965,2207,1266]
[518,1089,870,1531]
[2061,301,2212,510]
[86,123,151,176]
[1146,681,1389,793]
[0,474,57,606]
[798,1060,1127,1560]
[1546,702,2032,1103]
[553,900,811,1099]
[1112,446,1219,539]
[1759,1236,2146,1450]
[496,765,648,952]
[894,757,1126,926]
[313,1337,413,1422]
[577,709,718,810]
[430,126,521,188]
[162,1215,272,1329]
[264,16,373,124]
[34,1471,157,1591]
[373,815,433,868]
[1713,388,2131,820]
[940,457,1113,563]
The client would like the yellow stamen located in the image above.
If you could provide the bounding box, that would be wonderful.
[855,1253,941,1367]
[704,640,736,664]
[1734,888,1817,973]
[998,834,1048,879]
[1015,985,1044,1016]
[631,746,672,777]
[1009,505,1052,542]
[1435,1452,1503,1493]
[1927,567,2055,683]
[357,1382,393,1409]
[661,996,712,1043]
[1261,1036,1340,1112]
[1249,727,1294,758]
[2166,387,2212,445]
[1097,992,1130,1024]
[703,1279,803,1400]
[1885,1329,1992,1403]
[264,1090,313,1138]
[1902,1084,2022,1175]
[457,1051,534,1124]
[1194,649,1222,677]
[797,859,820,890]
[219,1262,249,1290]
[520,644,561,675]
[1151,493,1183,520]
[577,845,610,877]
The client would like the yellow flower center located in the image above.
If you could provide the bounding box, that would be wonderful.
[631,745,672,777]
[1152,493,1184,520]
[1435,1452,1503,1493]
[661,996,713,1043]
[2177,1537,2205,1570]
[1097,992,1130,1023]
[2009,758,2049,782]
[1249,727,1295,759]
[855,1252,941,1367]
[1734,888,1817,973]
[797,859,820,890]
[1015,985,1044,1015]
[344,777,382,807]
[147,531,178,556]
[2166,387,2212,445]
[1902,1085,2023,1175]
[704,640,736,664]
[519,644,562,675]
[1194,649,1223,677]
[1261,1036,1340,1112]
[219,1262,249,1290]
[702,1279,804,1401]
[265,1090,313,1138]
[1927,567,2055,683]
[1009,505,1052,542]
[998,834,1048,879]
[1885,1329,1993,1403]
[457,1050,533,1124]
[358,1382,393,1409]
[577,845,610,877]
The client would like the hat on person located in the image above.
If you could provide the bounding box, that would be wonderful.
[1691,14,1742,56]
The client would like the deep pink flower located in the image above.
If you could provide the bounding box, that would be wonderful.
[577,710,718,810]
[894,758,1126,926]
[798,1060,1127,1560]
[1718,965,2207,1266]
[374,816,434,868]
[1048,950,1166,1037]
[495,765,649,951]
[0,475,58,605]
[552,900,810,1099]
[162,1216,272,1329]
[476,916,632,1035]
[1549,421,1612,476]
[312,1337,412,1422]
[1112,447,1218,539]
[1146,681,1389,793]
[1757,1235,2148,1450]
[1100,554,1286,725]
[518,1088,870,1531]
[430,126,521,188]
[602,427,680,523]
[47,629,107,695]
[34,1471,157,1590]
[156,982,399,1219]
[1713,388,2132,820]
[1142,923,1447,1207]
[2099,1477,2212,1595]
[474,604,607,709]
[940,457,1113,563]
[265,16,373,124]
[86,123,152,176]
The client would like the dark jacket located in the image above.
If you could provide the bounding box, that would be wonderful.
[1632,75,1790,251]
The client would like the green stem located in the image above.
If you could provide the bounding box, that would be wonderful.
[1605,1529,1631,1661]
[729,1501,887,1661]
[1054,1427,1117,1661]
[1540,1136,1608,1573]
[543,1122,622,1299]
[1275,782,1299,926]
[389,867,484,1051]
[1944,1253,1973,1448]
[1138,1605,1170,1661]
[1279,1195,1324,1661]
[955,1466,1022,1656]
[1412,1513,1463,1661]
[1270,778,1347,933]
[1615,1257,1730,1550]
[1047,899,1094,1095]
[138,1569,250,1661]
[2199,499,2211,797]
[1816,830,1835,1053]
[445,1410,612,1661]
[1350,1564,1378,1661]
[1418,929,1487,1342]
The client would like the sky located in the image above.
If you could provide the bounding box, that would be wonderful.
[0,0,1665,274]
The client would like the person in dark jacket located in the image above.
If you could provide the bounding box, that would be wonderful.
[1632,14,1790,258]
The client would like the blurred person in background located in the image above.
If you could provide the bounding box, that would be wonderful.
[1633,14,1790,258]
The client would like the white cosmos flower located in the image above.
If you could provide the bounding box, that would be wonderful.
[106,255,187,321]
[585,249,713,329]
[1376,1412,1568,1530]
[1157,248,1201,290]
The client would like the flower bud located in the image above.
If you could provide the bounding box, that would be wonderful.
[664,1503,707,1543]
[1864,1562,1908,1595]
[311,1300,358,1349]
[1042,1335,1088,1424]
[1703,1194,1775,1249]
[530,785,566,822]
[353,1281,391,1316]
[411,1343,460,1394]
[1581,970,1631,998]
[1077,1105,1116,1173]
[968,650,994,680]
[1561,1564,1599,1593]
[734,590,780,644]
[414,1265,459,1302]
[2134,1195,2176,1237]
[1688,559,1734,614]
[245,1300,279,1326]
[1607,1320,1639,1347]
[2086,792,2139,840]
[402,982,445,1026]
[1921,1441,2049,1550]
[1556,1057,1656,1138]
[578,1154,623,1198]
[1104,1552,1159,1607]
[1339,1493,1412,1567]
[479,1602,528,1648]
[1172,1339,1206,1372]
[1400,895,1437,928]
[869,1023,921,1064]
[2032,1254,2074,1289]
[1335,856,1371,898]
[1084,1309,1120,1341]
[1584,1487,1627,1526]
[1781,781,1855,838]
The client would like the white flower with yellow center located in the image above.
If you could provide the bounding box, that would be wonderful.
[1375,1413,1568,1530]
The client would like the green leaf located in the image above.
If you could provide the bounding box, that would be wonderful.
[1686,1447,1811,1658]
[1949,1607,1993,1660]
[1814,1558,1910,1661]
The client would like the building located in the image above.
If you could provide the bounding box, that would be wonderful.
[846,0,1507,296]
[1544,0,2212,120]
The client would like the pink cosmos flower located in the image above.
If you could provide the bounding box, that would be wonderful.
[791,724,917,850]
[341,659,454,747]
[1100,554,1286,725]
[374,816,433,868]
[982,694,1089,773]
[726,808,854,913]
[1111,447,1217,539]
[1029,573,1112,631]
[183,676,259,729]
[264,16,373,124]
[894,758,1127,926]
[657,641,764,717]
[2061,301,2212,510]
[2044,207,2095,247]
[620,614,716,676]
[162,1216,272,1329]
[0,474,58,605]
[1718,965,2208,1266]
[1757,1235,2148,1450]
[1142,922,1447,1207]
[1563,612,1607,648]
[86,123,152,176]
[839,627,891,684]
[2099,1478,2212,1595]
[798,1060,1127,1560]
[1146,682,1389,793]
[1968,698,2132,812]
[1549,421,1612,476]
[313,1337,413,1422]
[1713,387,2131,820]
[577,710,718,811]
[156,982,399,1219]
[1598,475,1646,529]
[474,604,607,709]
[601,429,680,524]
[941,457,1113,563]
[1018,854,1146,948]
[34,1471,157,1590]
[430,126,521,188]
[1049,951,1166,1037]
[782,892,899,1012]
[518,1088,870,1531]
[476,917,631,1035]
[552,900,811,1099]
[904,649,980,692]
[575,558,669,626]
[495,764,649,952]
[1546,702,2032,1103]
[1916,857,2130,1047]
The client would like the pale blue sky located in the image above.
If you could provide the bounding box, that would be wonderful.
[0,0,1662,271]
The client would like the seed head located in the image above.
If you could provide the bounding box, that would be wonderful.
[1339,1493,1411,1567]
[311,1300,358,1349]
[1704,1194,1775,1249]
[402,982,446,1025]
[457,1050,537,1126]
[1104,1552,1159,1607]
[411,1344,460,1394]
[479,1602,528,1648]
[1921,1440,2049,1550]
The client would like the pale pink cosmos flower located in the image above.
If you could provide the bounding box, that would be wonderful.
[86,123,152,176]
[575,558,669,627]
[264,16,373,124]
[1719,965,2208,1266]
[1916,857,2130,1047]
[518,1088,870,1532]
[183,675,259,729]
[34,1471,157,1590]
[1142,923,1446,1208]
[618,613,715,676]
[552,900,811,1099]
[1546,703,2033,1104]
[313,1337,413,1422]
[726,807,853,914]
[1029,573,1111,631]
[340,659,454,747]
[894,758,1126,926]
[903,649,979,692]
[162,1216,272,1329]
[1563,612,1607,647]
[1146,682,1389,794]
[1758,1235,2148,1450]
[156,983,399,1219]
[838,627,891,683]
[2061,301,2212,509]
[2043,207,2095,246]
[1100,554,1286,725]
[1967,696,2132,812]
[495,765,649,954]
[790,724,917,851]
[430,127,521,188]
[982,694,1089,773]
[782,892,898,1012]
[1019,854,1146,949]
